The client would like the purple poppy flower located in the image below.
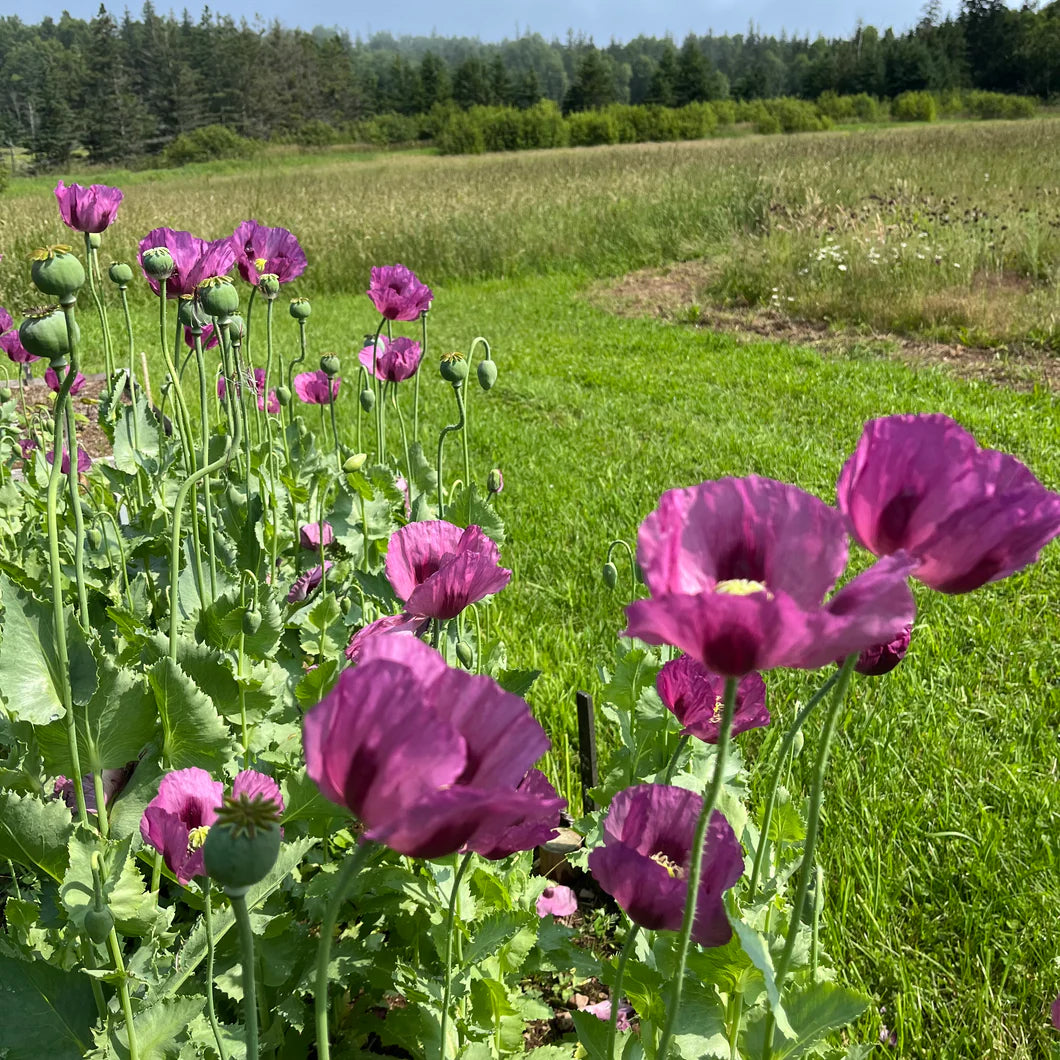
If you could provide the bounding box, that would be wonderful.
[583,1000,634,1031]
[344,612,430,662]
[231,219,307,286]
[138,227,237,298]
[18,437,38,460]
[258,389,279,414]
[293,370,340,405]
[0,307,38,364]
[838,414,1060,594]
[303,635,564,859]
[183,323,220,351]
[55,180,124,234]
[287,561,334,603]
[385,521,511,621]
[854,624,912,676]
[656,655,768,743]
[47,447,92,474]
[45,367,86,395]
[140,767,283,886]
[358,336,423,383]
[395,474,412,517]
[623,476,916,677]
[54,767,135,815]
[588,784,744,948]
[299,521,334,550]
[367,264,433,321]
[536,883,578,917]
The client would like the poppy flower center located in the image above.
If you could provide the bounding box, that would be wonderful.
[650,851,686,879]
[254,257,268,272]
[187,825,210,851]
[714,578,771,598]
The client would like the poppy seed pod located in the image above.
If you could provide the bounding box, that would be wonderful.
[477,359,498,391]
[31,246,85,303]
[141,246,175,281]
[197,277,239,318]
[289,297,311,319]
[439,352,468,384]
[202,793,282,895]
[108,261,133,286]
[19,306,78,366]
[320,354,340,377]
[177,296,207,330]
[258,273,280,300]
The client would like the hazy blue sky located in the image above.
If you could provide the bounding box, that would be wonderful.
[12,0,974,41]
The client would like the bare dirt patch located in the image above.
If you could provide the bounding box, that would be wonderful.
[586,261,1060,393]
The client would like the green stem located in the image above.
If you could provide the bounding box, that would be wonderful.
[91,771,109,839]
[662,734,690,785]
[728,988,744,1060]
[192,331,218,600]
[656,677,738,1060]
[439,852,474,1060]
[314,841,379,1060]
[605,924,640,1060]
[369,318,386,463]
[117,285,145,512]
[107,929,140,1060]
[327,382,342,469]
[391,384,413,487]
[287,318,308,395]
[61,374,90,626]
[84,235,113,378]
[607,539,638,602]
[436,384,466,519]
[94,510,134,612]
[415,310,428,440]
[202,881,229,1060]
[761,654,858,1060]
[747,669,841,899]
[231,893,259,1060]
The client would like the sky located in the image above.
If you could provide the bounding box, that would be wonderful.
[11,0,969,41]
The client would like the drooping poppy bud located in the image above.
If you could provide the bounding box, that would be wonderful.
[456,640,474,669]
[344,452,367,472]
[477,359,498,391]
[602,562,619,590]
[275,385,291,406]
[487,468,504,495]
[359,388,375,413]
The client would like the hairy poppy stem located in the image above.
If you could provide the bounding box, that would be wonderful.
[605,923,640,1060]
[656,677,738,1060]
[761,653,857,1060]
[230,892,259,1060]
[201,880,229,1060]
[747,668,841,899]
[439,852,474,1060]
[314,840,380,1060]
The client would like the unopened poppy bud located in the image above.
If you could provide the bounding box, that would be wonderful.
[602,562,618,590]
[19,305,78,366]
[792,730,805,757]
[456,640,474,669]
[320,354,340,377]
[440,352,468,384]
[289,297,311,320]
[275,385,291,406]
[197,276,239,318]
[108,261,133,286]
[86,527,103,549]
[227,314,246,344]
[477,359,498,391]
[359,388,375,413]
[142,246,175,281]
[202,793,282,895]
[31,246,85,303]
[487,468,504,495]
[242,608,262,635]
[0,388,11,402]
[83,904,114,943]
[344,452,367,472]
[258,273,280,299]
[854,626,912,677]
[87,233,102,250]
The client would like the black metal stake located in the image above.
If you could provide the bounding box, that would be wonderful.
[576,690,598,815]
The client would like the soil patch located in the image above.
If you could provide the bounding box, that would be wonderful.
[586,261,1060,393]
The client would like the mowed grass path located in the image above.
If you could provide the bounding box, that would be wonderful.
[3,123,1058,1056]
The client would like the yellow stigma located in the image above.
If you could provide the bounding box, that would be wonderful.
[30,245,73,261]
[187,825,210,850]
[650,852,686,879]
[255,257,268,273]
[714,578,771,597]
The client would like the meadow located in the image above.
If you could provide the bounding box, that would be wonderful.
[1,119,1059,1057]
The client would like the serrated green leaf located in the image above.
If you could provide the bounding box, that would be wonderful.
[470,976,525,1054]
[496,668,541,697]
[669,980,729,1059]
[741,982,871,1060]
[112,394,161,474]
[298,592,345,657]
[571,1009,615,1060]
[0,574,65,724]
[148,658,231,770]
[0,954,97,1059]
[730,917,795,1040]
[602,647,657,714]
[444,482,505,544]
[0,788,74,880]
[464,910,533,965]
[114,997,205,1059]
[294,658,339,707]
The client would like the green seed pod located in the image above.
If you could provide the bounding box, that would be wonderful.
[108,261,133,286]
[242,608,262,635]
[289,297,311,320]
[602,562,619,590]
[197,277,239,318]
[477,359,498,391]
[275,385,291,407]
[359,388,375,413]
[31,246,85,303]
[177,295,206,330]
[142,246,175,281]
[19,306,78,366]
[343,452,367,473]
[257,273,280,300]
[320,354,340,377]
[86,527,103,550]
[83,905,114,944]
[455,640,474,669]
[203,794,282,894]
[439,352,468,384]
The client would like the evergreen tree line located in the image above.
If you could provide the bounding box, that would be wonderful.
[1,0,1058,168]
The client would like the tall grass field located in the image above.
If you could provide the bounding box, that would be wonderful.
[2,119,1058,1057]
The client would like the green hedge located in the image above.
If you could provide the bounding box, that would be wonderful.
[160,124,259,166]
